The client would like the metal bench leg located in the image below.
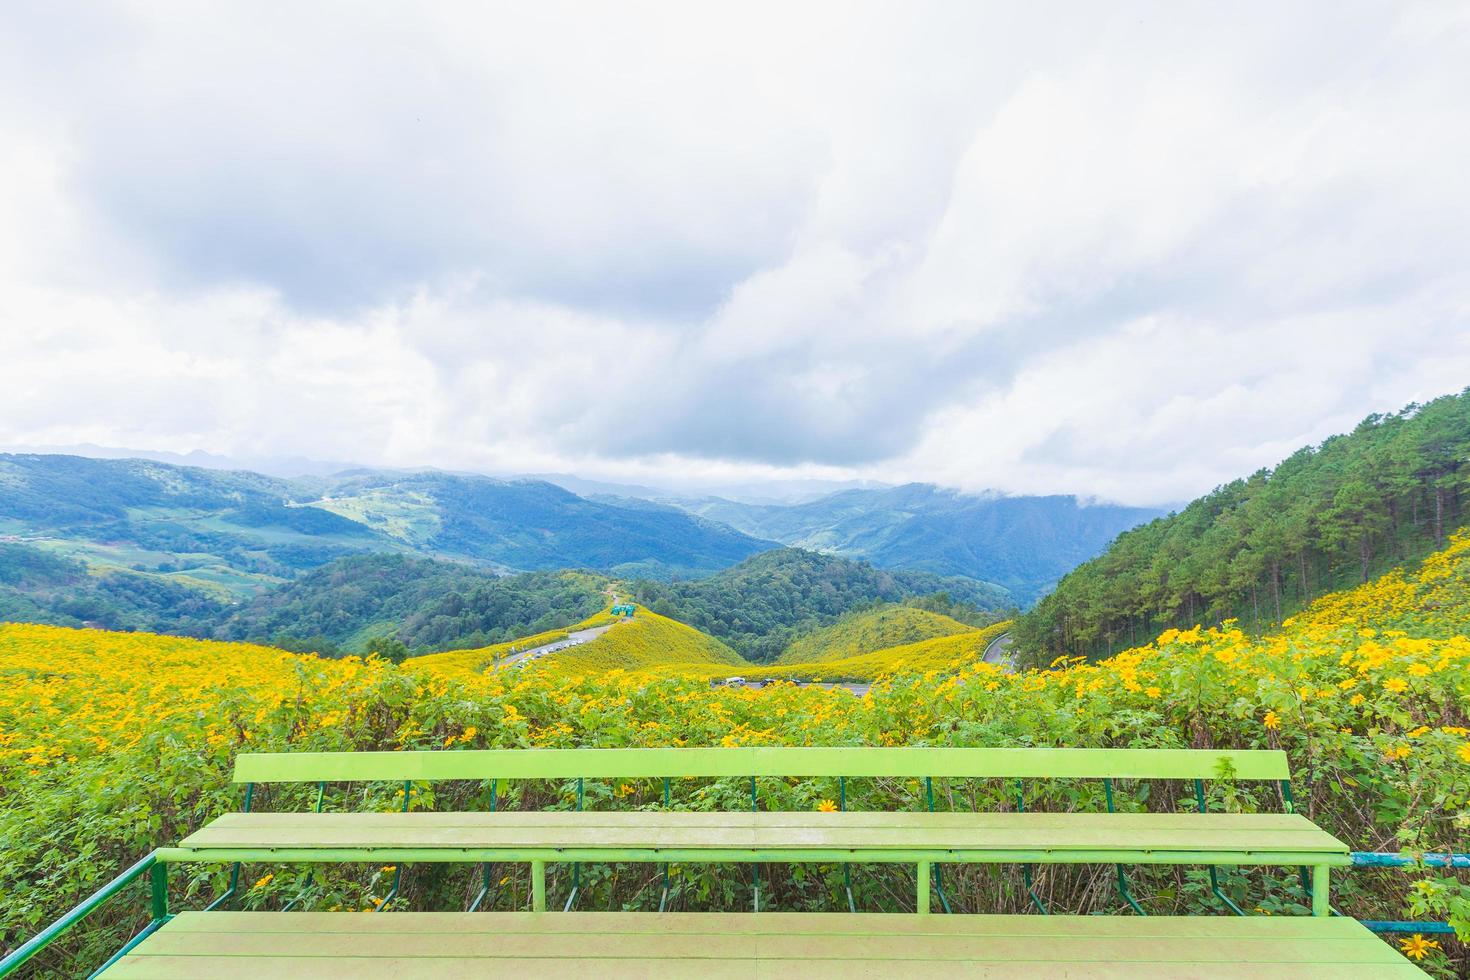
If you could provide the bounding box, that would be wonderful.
[660,779,673,912]
[839,777,856,912]
[751,776,761,912]
[204,783,255,913]
[468,862,494,912]
[1194,780,1245,916]
[283,782,327,912]
[532,861,546,912]
[87,864,170,980]
[564,777,584,912]
[1103,780,1145,915]
[1015,779,1048,914]
[469,778,498,911]
[923,778,953,913]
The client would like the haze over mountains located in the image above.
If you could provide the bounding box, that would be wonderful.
[0,451,1162,656]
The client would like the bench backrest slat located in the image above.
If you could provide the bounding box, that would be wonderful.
[233,747,1290,784]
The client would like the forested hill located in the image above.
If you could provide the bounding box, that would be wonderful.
[677,485,1161,605]
[632,548,1012,661]
[1015,389,1470,662]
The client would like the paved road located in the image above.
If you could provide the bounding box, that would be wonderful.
[982,631,1014,670]
[492,623,617,669]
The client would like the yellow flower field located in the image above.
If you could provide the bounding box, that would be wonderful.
[3,536,1470,972]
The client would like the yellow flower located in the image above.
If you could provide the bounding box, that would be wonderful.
[1458,743,1470,765]
[816,799,839,812]
[1144,686,1161,699]
[1384,678,1409,693]
[380,865,396,874]
[1407,663,1431,677]
[1337,677,1358,690]
[1406,726,1430,739]
[1349,693,1366,706]
[1384,745,1411,761]
[1263,710,1280,730]
[1398,934,1439,960]
[252,873,274,890]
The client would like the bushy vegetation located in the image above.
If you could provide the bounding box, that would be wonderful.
[669,620,1014,684]
[1019,390,1470,661]
[6,534,1468,972]
[217,554,609,653]
[692,483,1160,605]
[777,605,974,665]
[0,543,227,633]
[632,548,1010,662]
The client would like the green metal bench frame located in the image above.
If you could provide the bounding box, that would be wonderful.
[2,747,1352,978]
[173,747,1336,917]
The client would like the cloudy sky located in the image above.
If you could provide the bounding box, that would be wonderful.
[1,1,1468,505]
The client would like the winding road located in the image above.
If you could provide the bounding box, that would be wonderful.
[490,624,616,669]
[982,630,1015,669]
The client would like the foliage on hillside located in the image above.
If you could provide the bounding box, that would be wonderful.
[777,605,974,665]
[0,543,227,634]
[0,454,381,589]
[401,628,572,681]
[528,609,746,674]
[652,620,1014,684]
[324,471,773,576]
[0,455,772,617]
[1018,390,1470,660]
[216,554,608,653]
[631,548,1010,662]
[687,483,1160,605]
[5,540,1470,972]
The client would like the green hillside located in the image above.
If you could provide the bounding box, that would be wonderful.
[1016,389,1470,662]
[0,543,227,634]
[682,484,1160,604]
[0,455,775,598]
[214,554,610,653]
[776,605,974,665]
[632,548,1011,662]
[529,608,746,674]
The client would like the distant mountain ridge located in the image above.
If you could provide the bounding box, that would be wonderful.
[673,484,1162,604]
[0,454,774,592]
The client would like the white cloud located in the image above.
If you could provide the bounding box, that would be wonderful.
[0,1,1466,504]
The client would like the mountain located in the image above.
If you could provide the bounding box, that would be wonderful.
[309,470,774,577]
[631,547,1012,662]
[675,484,1162,604]
[1015,389,1470,661]
[0,455,776,596]
[213,554,610,653]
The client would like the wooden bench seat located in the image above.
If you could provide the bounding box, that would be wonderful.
[107,911,1425,978]
[175,810,1350,866]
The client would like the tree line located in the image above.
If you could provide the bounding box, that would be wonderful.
[1015,390,1470,664]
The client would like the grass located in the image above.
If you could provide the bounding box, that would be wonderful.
[777,605,976,665]
[528,608,746,674]
[304,488,441,548]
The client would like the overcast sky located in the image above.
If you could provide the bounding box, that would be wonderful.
[1,2,1468,505]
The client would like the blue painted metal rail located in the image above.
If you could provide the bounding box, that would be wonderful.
[1350,851,1468,934]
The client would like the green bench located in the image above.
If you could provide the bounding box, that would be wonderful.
[14,747,1425,977]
